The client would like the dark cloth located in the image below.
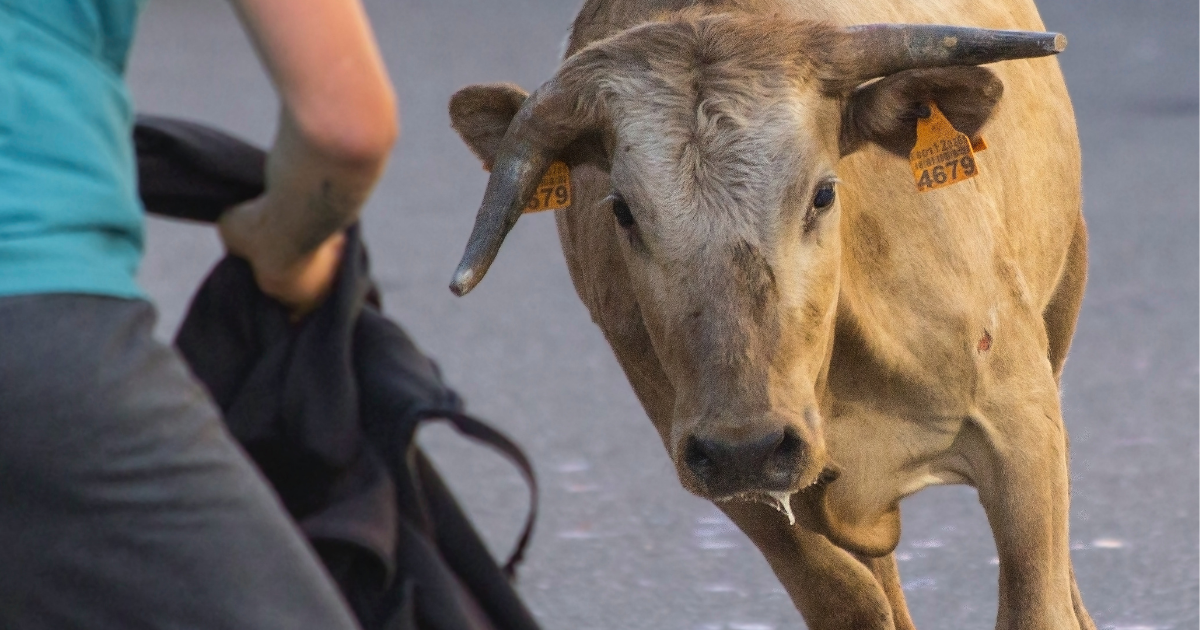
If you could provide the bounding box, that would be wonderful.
[0,294,361,630]
[139,115,541,630]
[135,114,266,223]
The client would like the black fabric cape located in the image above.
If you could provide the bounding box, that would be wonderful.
[136,114,540,630]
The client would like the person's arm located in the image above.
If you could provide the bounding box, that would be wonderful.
[220,0,397,313]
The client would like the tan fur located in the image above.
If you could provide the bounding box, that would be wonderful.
[450,1,1089,628]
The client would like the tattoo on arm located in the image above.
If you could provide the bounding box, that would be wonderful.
[300,179,359,251]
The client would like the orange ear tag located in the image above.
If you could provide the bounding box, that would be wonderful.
[522,161,572,213]
[909,103,985,193]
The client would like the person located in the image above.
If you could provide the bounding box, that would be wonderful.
[0,0,397,627]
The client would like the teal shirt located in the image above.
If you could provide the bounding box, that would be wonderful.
[0,0,147,298]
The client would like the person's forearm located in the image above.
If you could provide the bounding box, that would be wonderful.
[218,0,397,312]
[252,110,390,265]
[228,0,398,266]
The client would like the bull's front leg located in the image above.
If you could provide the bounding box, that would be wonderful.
[963,373,1094,630]
[717,500,914,630]
[856,552,918,630]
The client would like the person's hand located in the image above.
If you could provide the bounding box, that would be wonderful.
[218,199,346,318]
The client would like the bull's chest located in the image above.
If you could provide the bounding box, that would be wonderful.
[826,310,991,419]
[813,290,1049,543]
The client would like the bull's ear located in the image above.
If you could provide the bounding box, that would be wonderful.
[838,66,1002,158]
[449,83,529,169]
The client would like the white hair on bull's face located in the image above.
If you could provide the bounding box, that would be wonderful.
[600,56,828,264]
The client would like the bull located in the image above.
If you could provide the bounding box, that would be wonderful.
[446,1,1090,628]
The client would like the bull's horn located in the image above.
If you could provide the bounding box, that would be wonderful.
[449,81,588,296]
[841,24,1066,81]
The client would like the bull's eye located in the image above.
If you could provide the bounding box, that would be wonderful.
[813,183,836,210]
[612,194,635,228]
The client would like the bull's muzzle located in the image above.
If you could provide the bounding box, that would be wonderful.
[683,425,808,498]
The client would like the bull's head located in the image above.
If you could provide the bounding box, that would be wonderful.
[447,14,1063,509]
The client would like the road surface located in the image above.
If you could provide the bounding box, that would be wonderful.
[128,1,1198,628]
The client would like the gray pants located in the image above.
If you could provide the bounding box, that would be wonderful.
[0,294,360,629]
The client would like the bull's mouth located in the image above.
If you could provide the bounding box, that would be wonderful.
[714,466,840,525]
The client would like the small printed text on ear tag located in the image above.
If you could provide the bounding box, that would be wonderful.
[909,103,983,193]
[523,161,572,213]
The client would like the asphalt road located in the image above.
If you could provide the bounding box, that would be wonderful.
[128,1,1198,629]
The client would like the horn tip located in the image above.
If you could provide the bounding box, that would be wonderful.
[1051,32,1067,53]
[449,267,477,297]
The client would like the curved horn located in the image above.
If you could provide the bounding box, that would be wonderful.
[841,24,1066,82]
[449,80,591,296]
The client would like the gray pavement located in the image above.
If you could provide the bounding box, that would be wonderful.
[128,1,1198,628]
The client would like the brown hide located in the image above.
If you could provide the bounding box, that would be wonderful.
[451,1,1090,628]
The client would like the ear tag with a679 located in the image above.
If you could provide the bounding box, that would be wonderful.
[523,161,572,212]
[909,102,986,193]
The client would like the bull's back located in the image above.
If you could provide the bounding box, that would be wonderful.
[819,0,1080,409]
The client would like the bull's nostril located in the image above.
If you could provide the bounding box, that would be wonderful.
[684,436,716,480]
[764,428,806,488]
[686,428,807,493]
[774,429,802,463]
